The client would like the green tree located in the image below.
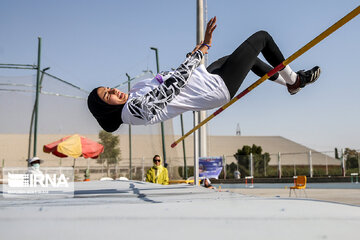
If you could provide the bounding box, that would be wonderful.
[234,144,270,177]
[344,148,359,169]
[98,130,121,177]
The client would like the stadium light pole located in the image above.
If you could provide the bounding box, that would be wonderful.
[150,47,167,167]
[28,67,50,161]
[33,37,42,157]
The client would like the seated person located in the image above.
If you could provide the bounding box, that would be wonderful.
[27,156,44,175]
[201,177,215,189]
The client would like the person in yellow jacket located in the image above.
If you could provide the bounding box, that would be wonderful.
[146,155,169,185]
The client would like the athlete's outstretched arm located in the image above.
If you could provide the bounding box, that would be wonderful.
[126,17,218,122]
[190,16,217,55]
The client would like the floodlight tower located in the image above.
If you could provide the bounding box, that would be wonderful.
[150,47,167,167]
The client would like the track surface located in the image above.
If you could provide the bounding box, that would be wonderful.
[1,180,359,240]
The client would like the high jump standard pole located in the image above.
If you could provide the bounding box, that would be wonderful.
[171,5,360,148]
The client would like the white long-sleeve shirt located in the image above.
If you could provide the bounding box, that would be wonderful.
[121,50,230,125]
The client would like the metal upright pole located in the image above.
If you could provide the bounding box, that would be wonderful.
[193,111,199,186]
[180,114,188,179]
[197,0,207,157]
[309,150,313,178]
[126,73,133,180]
[192,0,204,187]
[33,37,41,157]
[223,155,226,179]
[142,157,145,181]
[278,152,282,179]
[341,148,346,177]
[358,152,360,174]
[150,47,167,166]
[250,153,254,177]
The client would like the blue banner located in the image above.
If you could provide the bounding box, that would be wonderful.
[199,157,223,179]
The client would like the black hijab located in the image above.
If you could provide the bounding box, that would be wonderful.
[87,87,124,132]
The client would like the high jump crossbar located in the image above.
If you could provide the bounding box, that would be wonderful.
[171,5,360,148]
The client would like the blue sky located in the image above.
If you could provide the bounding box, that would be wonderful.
[0,0,359,152]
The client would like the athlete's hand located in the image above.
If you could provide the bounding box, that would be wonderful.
[204,16,217,46]
[189,17,217,56]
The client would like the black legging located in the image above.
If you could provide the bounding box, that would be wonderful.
[207,31,285,98]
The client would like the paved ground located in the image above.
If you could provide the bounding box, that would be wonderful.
[225,188,360,206]
[1,181,360,240]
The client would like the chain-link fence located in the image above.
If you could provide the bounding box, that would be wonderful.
[1,151,359,182]
[218,150,360,179]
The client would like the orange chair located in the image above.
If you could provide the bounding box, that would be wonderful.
[289,176,307,198]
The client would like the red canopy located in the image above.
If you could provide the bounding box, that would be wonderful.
[43,134,104,159]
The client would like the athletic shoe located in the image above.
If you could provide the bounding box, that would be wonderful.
[287,66,321,95]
